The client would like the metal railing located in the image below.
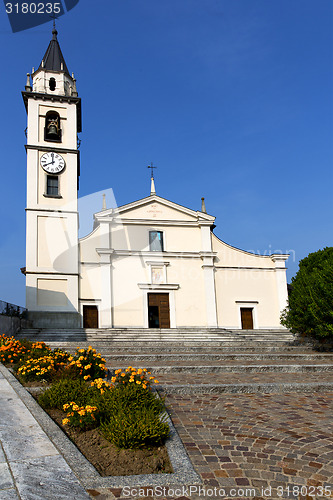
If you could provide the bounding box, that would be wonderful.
[0,300,27,319]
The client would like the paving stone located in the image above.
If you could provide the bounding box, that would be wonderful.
[10,455,90,500]
[0,423,58,462]
[0,462,14,490]
[0,444,6,464]
[0,490,20,500]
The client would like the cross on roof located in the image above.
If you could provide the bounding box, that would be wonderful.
[50,13,58,30]
[148,162,157,179]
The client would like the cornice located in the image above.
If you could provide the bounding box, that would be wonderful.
[25,145,79,155]
[25,208,79,215]
[138,283,179,290]
[95,218,212,227]
[215,266,276,271]
[96,249,203,259]
[25,271,79,276]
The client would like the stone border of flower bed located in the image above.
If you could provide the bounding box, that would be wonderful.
[0,363,201,490]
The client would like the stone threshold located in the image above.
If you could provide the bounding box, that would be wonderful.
[0,365,201,490]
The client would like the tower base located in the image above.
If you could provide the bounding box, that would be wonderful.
[27,311,81,329]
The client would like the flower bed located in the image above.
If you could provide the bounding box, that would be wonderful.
[0,335,172,476]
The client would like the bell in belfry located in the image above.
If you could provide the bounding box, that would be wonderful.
[47,117,59,138]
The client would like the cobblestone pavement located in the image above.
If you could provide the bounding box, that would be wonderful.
[87,393,333,500]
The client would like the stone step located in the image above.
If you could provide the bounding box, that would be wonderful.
[39,342,314,353]
[107,363,333,374]
[17,331,295,339]
[19,327,290,333]
[17,328,294,341]
[16,335,299,347]
[158,382,333,394]
[153,371,333,394]
[101,353,333,362]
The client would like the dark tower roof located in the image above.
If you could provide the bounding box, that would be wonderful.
[38,28,70,76]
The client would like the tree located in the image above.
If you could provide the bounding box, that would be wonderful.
[281,247,333,339]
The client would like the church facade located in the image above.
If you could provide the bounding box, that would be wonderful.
[23,30,289,330]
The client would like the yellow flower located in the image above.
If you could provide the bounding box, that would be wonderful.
[142,384,147,389]
[154,380,159,384]
[78,410,85,416]
[136,380,141,385]
[62,418,70,425]
[83,375,90,380]
[121,373,126,377]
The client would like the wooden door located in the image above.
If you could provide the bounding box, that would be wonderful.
[83,305,99,328]
[148,293,170,328]
[241,308,253,329]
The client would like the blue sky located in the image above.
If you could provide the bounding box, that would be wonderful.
[0,0,332,306]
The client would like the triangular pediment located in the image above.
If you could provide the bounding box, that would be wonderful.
[94,195,215,223]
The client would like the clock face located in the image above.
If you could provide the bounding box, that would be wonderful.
[40,152,65,174]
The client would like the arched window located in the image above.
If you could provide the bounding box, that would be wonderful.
[44,111,61,142]
[49,77,56,91]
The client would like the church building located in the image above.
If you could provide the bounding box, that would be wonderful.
[23,29,289,330]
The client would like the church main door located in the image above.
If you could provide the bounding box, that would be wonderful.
[148,293,170,328]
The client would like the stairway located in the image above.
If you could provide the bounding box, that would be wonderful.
[16,327,333,393]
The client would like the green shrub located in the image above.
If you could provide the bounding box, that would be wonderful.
[38,378,94,409]
[97,383,165,422]
[100,407,170,449]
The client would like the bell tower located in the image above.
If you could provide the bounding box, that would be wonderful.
[23,27,81,328]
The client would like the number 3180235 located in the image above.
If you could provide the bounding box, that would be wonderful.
[6,3,61,14]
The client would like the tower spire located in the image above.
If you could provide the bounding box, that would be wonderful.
[37,25,70,75]
[148,163,157,195]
